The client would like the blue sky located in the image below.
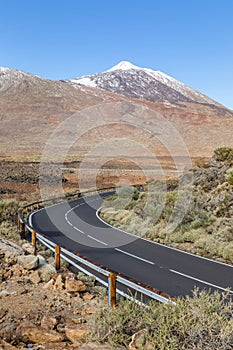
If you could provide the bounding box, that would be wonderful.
[1,0,233,109]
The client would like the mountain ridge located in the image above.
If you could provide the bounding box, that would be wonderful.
[0,63,233,159]
[66,61,226,110]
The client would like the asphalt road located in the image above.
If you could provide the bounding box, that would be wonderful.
[30,192,233,298]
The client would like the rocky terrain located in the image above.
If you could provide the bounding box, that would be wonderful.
[0,148,233,349]
[0,239,125,350]
[0,159,149,201]
[1,63,233,349]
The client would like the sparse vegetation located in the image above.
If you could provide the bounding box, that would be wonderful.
[1,149,232,349]
[90,289,233,349]
[225,168,233,185]
[213,146,233,162]
[0,199,21,242]
[101,148,233,264]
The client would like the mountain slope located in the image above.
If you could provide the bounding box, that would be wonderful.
[0,65,232,160]
[67,61,228,113]
[0,67,103,157]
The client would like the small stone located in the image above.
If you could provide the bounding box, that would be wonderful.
[129,330,146,350]
[41,316,58,330]
[43,279,54,289]
[72,317,86,325]
[0,290,10,297]
[39,263,56,282]
[18,255,39,270]
[54,274,64,290]
[56,323,66,333]
[73,309,81,315]
[12,264,23,277]
[4,269,12,279]
[0,339,16,349]
[82,293,94,301]
[65,326,86,343]
[22,243,36,255]
[81,308,96,316]
[18,321,64,343]
[29,270,41,284]
[65,279,86,292]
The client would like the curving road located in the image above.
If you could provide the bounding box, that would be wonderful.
[29,192,233,298]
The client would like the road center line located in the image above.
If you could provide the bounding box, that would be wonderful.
[87,235,108,246]
[170,269,233,293]
[115,248,155,265]
[70,226,84,234]
[65,198,99,234]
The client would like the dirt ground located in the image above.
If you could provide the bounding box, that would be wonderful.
[0,156,195,202]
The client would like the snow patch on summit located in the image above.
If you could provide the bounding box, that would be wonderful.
[66,61,224,108]
[0,67,10,73]
[107,61,141,72]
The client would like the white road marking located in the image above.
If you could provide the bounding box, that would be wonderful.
[65,198,109,246]
[115,248,155,265]
[96,207,233,269]
[65,208,85,234]
[170,269,233,293]
[64,199,96,233]
[69,225,84,234]
[87,235,108,246]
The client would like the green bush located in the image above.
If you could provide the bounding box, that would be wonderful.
[221,242,233,264]
[225,168,233,185]
[0,199,22,242]
[101,151,233,263]
[213,147,233,162]
[0,199,20,224]
[0,221,19,241]
[89,289,233,349]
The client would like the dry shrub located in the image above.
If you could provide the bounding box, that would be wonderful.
[90,289,233,349]
[0,199,21,241]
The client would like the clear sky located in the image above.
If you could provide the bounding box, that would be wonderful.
[1,0,233,109]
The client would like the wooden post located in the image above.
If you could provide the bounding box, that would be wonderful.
[21,222,26,239]
[108,273,116,307]
[31,231,37,255]
[55,245,61,271]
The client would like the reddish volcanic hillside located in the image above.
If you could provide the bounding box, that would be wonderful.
[0,65,232,161]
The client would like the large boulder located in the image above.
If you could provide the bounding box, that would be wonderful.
[65,278,87,292]
[17,255,39,270]
[39,263,56,282]
[0,239,24,261]
[18,321,64,344]
[65,325,87,343]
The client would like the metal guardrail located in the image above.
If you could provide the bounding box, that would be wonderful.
[18,186,176,307]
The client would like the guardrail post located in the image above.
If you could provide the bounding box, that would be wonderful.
[31,231,37,255]
[108,273,116,307]
[21,222,26,239]
[55,245,61,271]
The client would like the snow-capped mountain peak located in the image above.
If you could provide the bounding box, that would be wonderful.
[107,61,141,72]
[67,62,224,108]
[0,67,10,73]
